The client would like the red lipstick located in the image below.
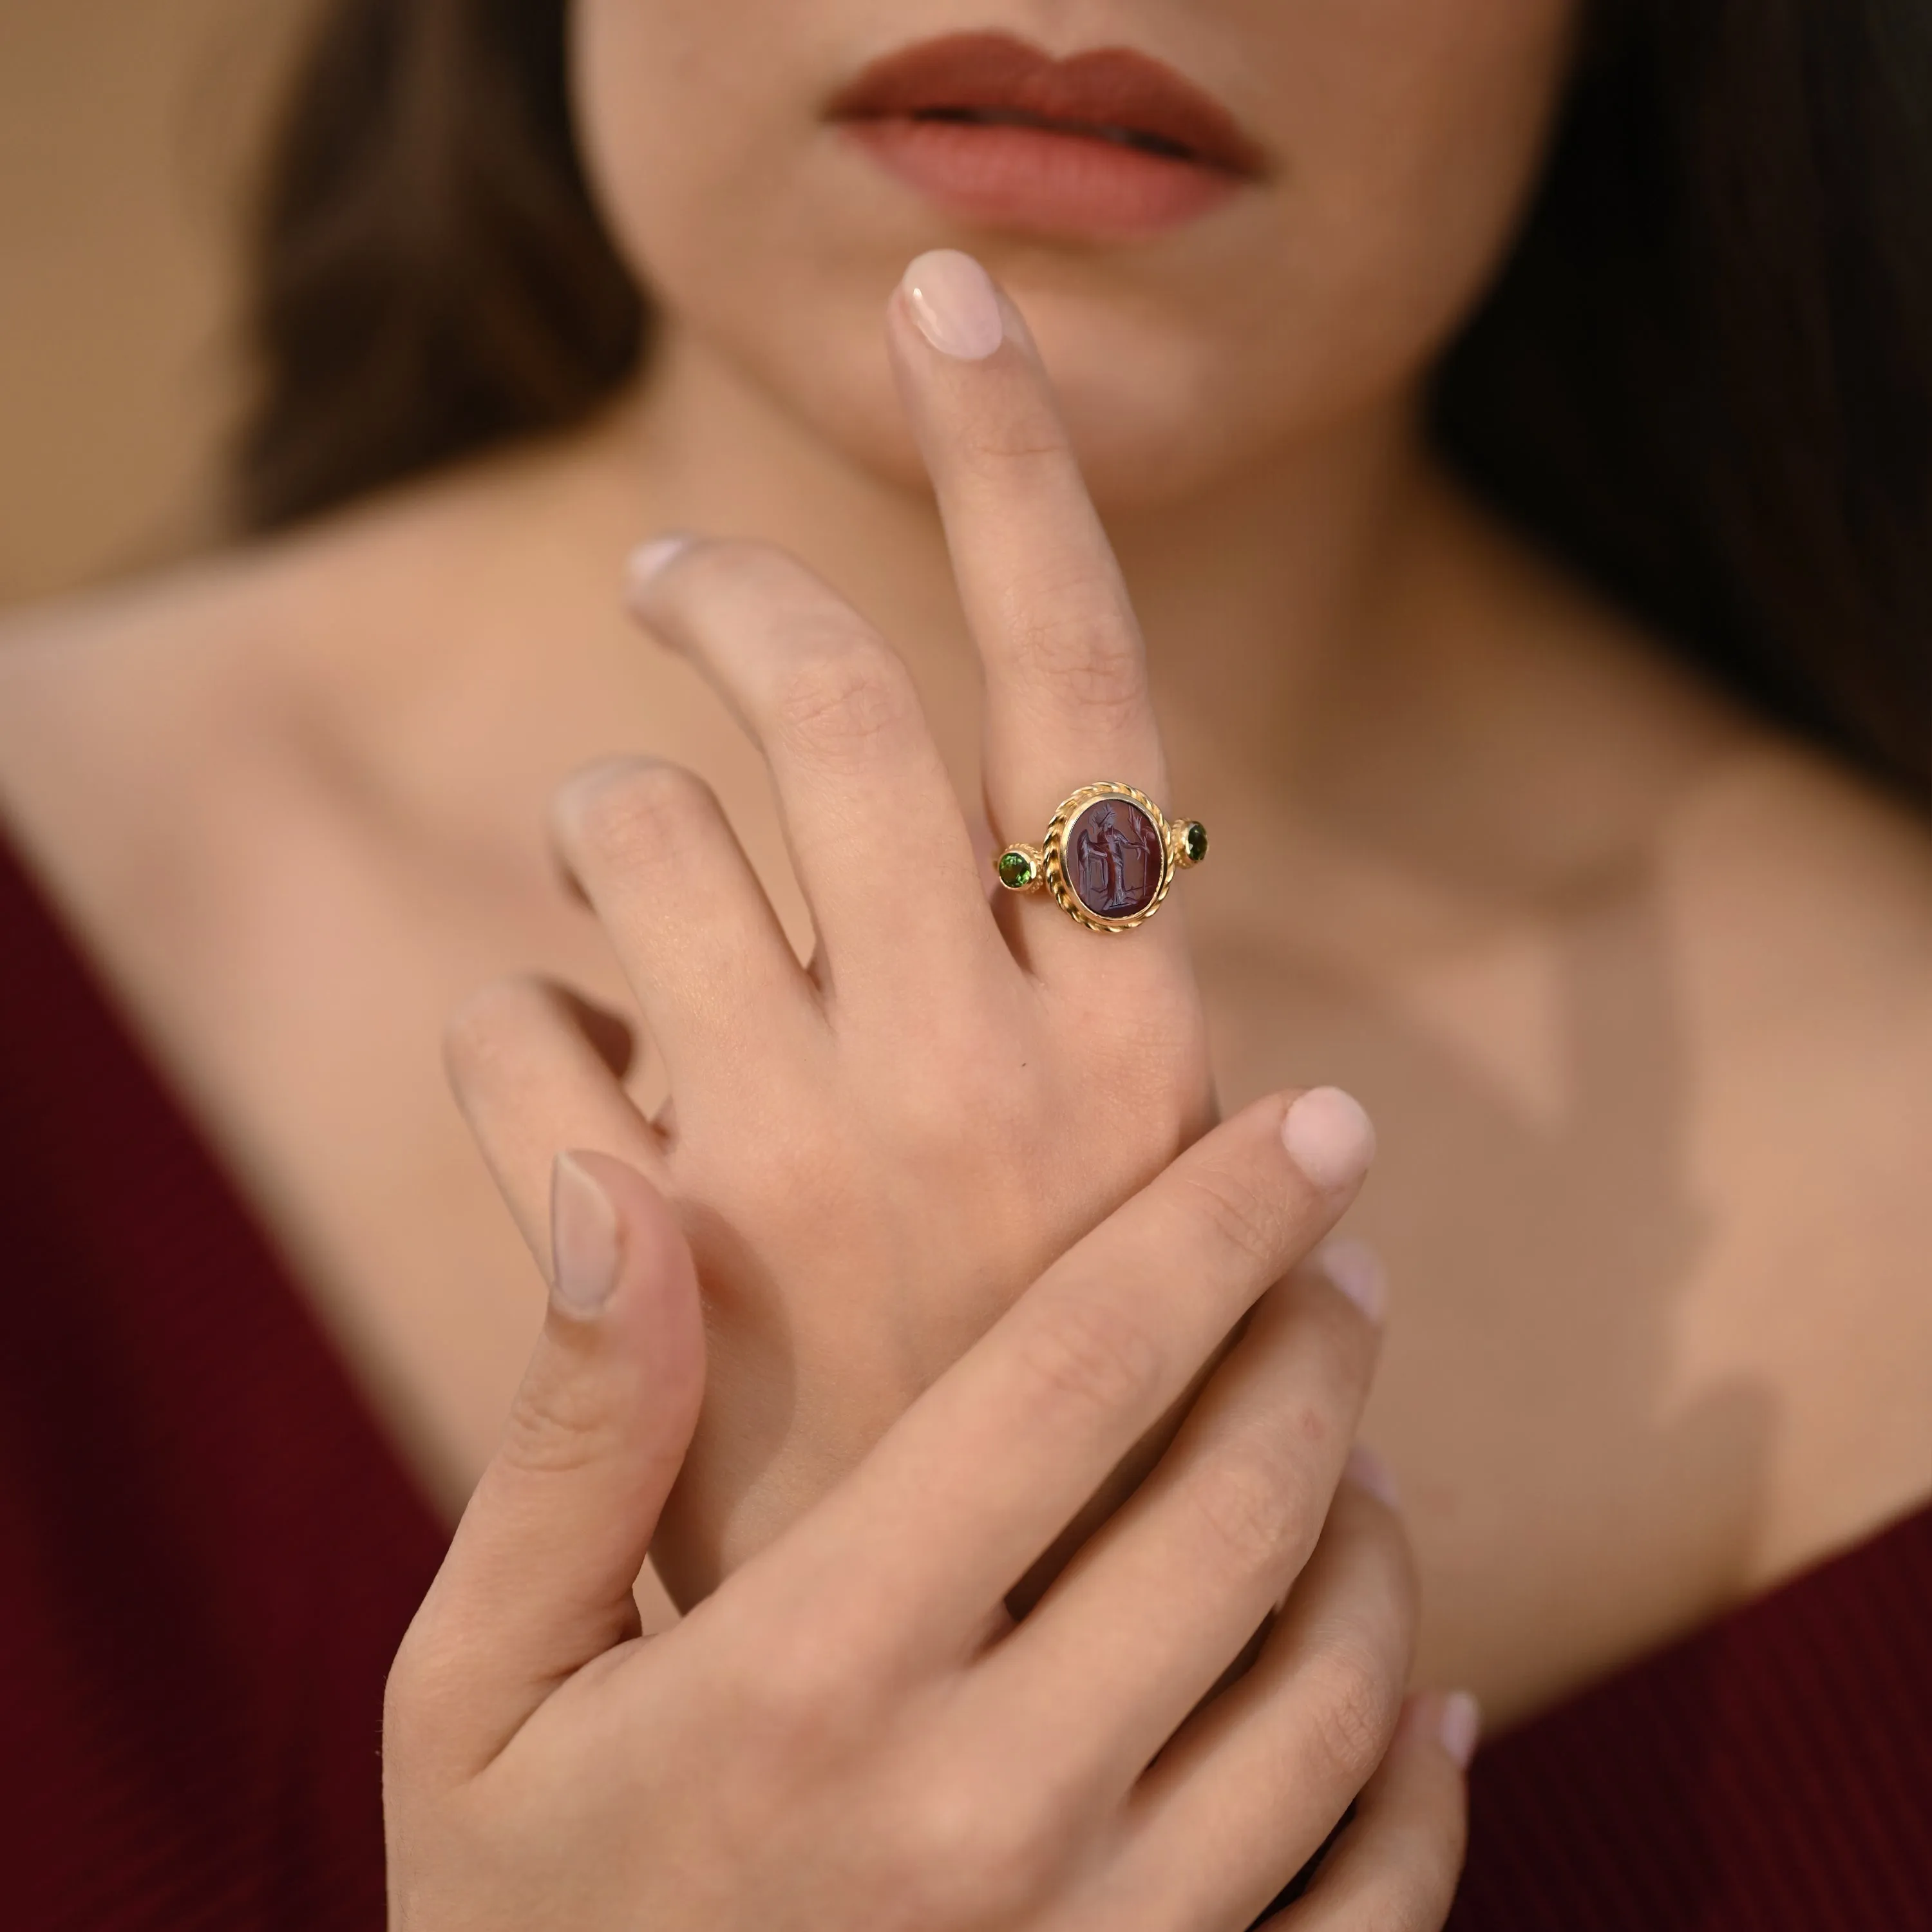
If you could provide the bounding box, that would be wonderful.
[828,33,1267,242]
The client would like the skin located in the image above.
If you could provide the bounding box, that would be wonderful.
[1,0,1929,1743]
[392,285,1475,1924]
[386,1110,1470,1929]
[451,267,1240,1607]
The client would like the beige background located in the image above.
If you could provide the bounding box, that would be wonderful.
[0,0,317,607]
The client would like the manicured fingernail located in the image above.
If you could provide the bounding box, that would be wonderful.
[1318,1237,1387,1325]
[1439,1690,1483,1769]
[900,250,1004,360]
[1282,1087,1377,1193]
[1345,1441,1401,1509]
[625,533,697,605]
[551,1151,621,1318]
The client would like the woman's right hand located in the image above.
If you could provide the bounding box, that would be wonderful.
[384,1094,1475,1931]
[445,250,1228,1603]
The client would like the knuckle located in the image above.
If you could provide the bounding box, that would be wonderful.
[498,1368,625,1479]
[1006,600,1146,726]
[1175,1162,1291,1273]
[886,1774,1059,1928]
[1016,1293,1165,1423]
[958,411,1070,469]
[771,627,917,754]
[1305,1634,1405,1789]
[559,759,714,871]
[743,1617,871,1757]
[1186,1446,1309,1587]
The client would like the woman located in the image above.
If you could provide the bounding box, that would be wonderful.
[2,0,1929,1922]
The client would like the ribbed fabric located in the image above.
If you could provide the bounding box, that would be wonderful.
[0,840,444,1931]
[1,834,1928,1929]
[1452,1497,1932,1930]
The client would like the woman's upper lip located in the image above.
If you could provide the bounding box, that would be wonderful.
[825,32,1269,180]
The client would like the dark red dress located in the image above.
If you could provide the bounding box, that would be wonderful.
[3,836,1928,1931]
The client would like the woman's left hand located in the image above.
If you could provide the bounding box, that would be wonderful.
[447,252,1288,1602]
[387,1107,1459,1932]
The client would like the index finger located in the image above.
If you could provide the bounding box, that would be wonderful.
[793,1084,1378,1662]
[887,251,1177,967]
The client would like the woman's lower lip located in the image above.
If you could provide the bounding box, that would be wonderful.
[840,117,1242,241]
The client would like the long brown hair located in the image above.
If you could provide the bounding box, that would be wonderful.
[236,0,1932,802]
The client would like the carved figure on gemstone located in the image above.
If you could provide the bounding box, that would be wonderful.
[1071,800,1165,918]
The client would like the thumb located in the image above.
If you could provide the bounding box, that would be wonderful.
[393,1150,705,1776]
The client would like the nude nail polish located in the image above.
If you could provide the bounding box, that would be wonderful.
[900,250,1004,359]
[1281,1086,1377,1193]
[624,533,697,604]
[1439,1690,1483,1769]
[1345,1441,1401,1509]
[1318,1237,1388,1325]
[550,1151,621,1318]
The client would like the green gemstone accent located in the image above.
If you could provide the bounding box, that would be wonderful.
[1183,821,1209,864]
[996,849,1036,889]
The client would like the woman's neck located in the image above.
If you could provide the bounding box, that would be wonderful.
[342,310,1639,911]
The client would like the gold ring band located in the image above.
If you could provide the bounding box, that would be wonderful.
[995,782,1207,934]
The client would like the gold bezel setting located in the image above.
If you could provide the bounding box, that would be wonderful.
[1048,782,1173,933]
[996,781,1204,934]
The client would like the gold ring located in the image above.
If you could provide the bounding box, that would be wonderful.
[995,782,1207,933]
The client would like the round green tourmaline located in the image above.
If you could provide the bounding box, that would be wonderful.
[996,849,1036,890]
[1183,821,1209,864]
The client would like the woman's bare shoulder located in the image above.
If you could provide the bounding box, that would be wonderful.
[0,537,309,866]
[0,494,434,748]
[2,529,397,980]
[0,433,641,842]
